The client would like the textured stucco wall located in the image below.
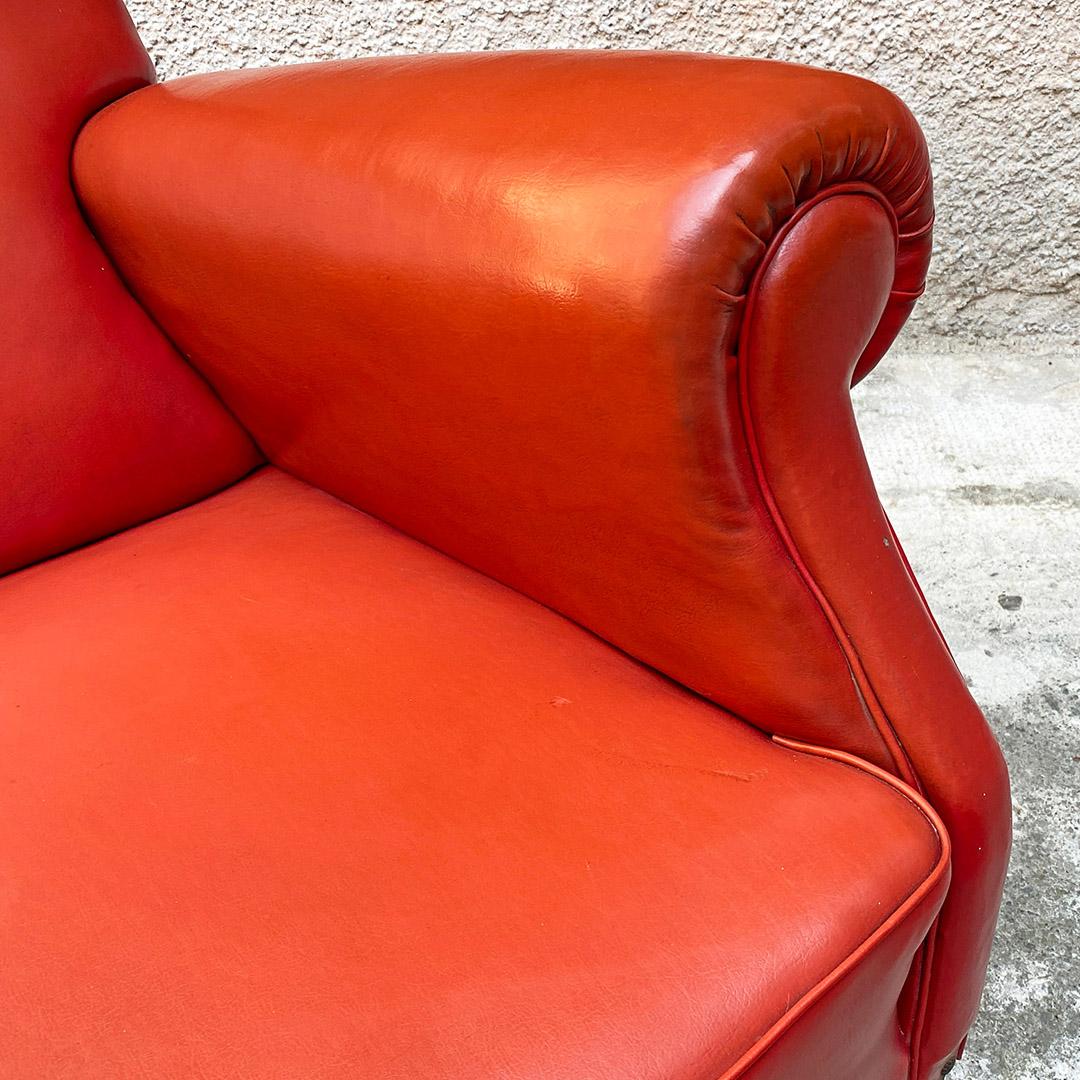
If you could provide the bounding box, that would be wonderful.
[127,0,1079,350]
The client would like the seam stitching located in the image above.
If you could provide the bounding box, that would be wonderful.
[731,184,948,1073]
[713,735,951,1079]
[907,918,943,1078]
[735,182,919,786]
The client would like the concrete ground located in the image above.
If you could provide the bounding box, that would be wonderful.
[854,347,1079,1079]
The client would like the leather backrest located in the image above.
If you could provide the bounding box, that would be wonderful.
[0,0,260,576]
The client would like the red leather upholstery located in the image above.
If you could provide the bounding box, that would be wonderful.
[740,192,1012,1074]
[0,0,260,576]
[73,51,1010,1075]
[72,54,930,760]
[0,468,949,1079]
[0,5,1011,1076]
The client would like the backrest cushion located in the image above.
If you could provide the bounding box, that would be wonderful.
[0,0,260,576]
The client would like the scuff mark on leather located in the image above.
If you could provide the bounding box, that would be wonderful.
[593,745,765,782]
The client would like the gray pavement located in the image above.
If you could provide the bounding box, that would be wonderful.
[855,347,1080,1079]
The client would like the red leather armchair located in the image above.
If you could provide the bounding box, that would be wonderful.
[1,3,1011,1078]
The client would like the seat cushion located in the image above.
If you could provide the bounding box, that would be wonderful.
[0,468,946,1079]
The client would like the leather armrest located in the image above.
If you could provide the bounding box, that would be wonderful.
[74,52,1008,1077]
[73,52,932,733]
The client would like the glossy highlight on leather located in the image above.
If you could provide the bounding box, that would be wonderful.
[1,4,1010,1078]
